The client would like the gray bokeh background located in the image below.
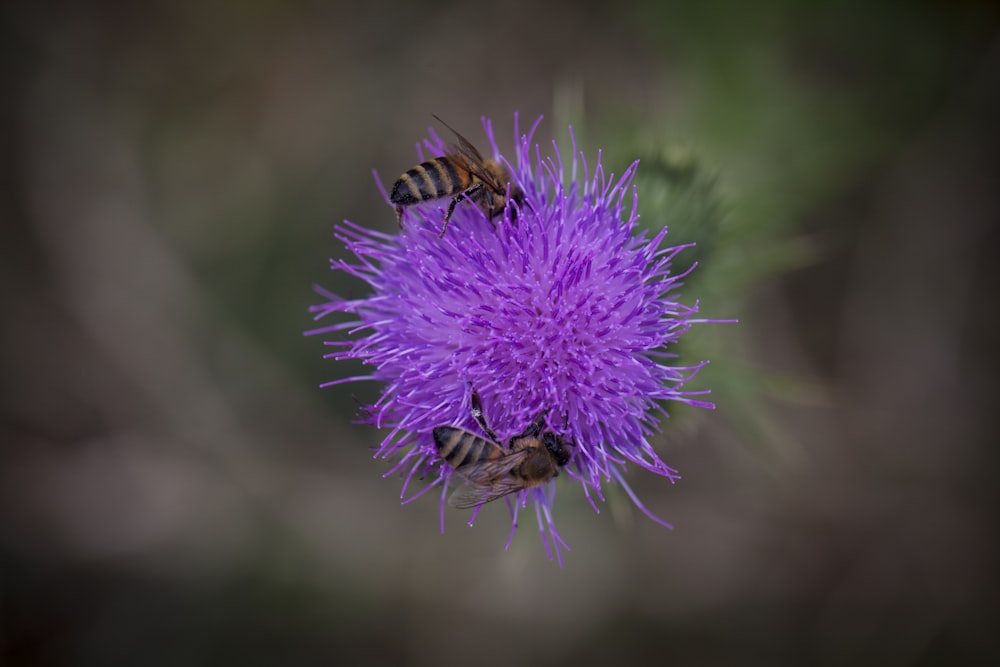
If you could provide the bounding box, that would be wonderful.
[2,1,998,665]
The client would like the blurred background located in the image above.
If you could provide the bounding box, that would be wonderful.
[2,1,999,665]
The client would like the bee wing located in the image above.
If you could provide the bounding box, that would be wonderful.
[452,448,528,484]
[445,449,531,508]
[469,162,509,196]
[433,114,485,162]
[448,477,527,509]
[432,114,507,195]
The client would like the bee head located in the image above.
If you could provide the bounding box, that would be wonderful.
[542,431,573,467]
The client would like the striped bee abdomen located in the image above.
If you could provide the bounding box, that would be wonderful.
[390,158,469,206]
[432,427,500,470]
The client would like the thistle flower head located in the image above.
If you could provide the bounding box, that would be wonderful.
[307,115,716,564]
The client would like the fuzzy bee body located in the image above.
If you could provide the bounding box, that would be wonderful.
[390,116,524,238]
[432,426,505,469]
[390,155,479,212]
[432,388,573,508]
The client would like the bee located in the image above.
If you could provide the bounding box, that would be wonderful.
[432,387,573,508]
[390,115,524,238]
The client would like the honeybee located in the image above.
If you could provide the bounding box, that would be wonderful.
[432,387,573,508]
[390,115,524,238]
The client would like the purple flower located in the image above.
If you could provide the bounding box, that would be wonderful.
[306,115,716,564]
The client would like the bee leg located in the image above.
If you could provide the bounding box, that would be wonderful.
[483,191,499,231]
[517,412,548,439]
[470,386,501,442]
[395,205,405,229]
[439,183,487,238]
[439,196,462,238]
[462,182,485,203]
